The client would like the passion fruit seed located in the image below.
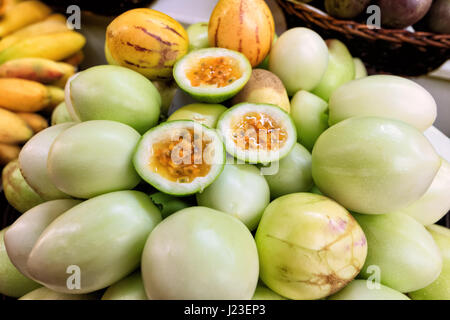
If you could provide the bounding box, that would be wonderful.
[186,56,242,88]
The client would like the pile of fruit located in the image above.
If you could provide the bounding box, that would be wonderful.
[0,0,450,300]
[0,0,85,165]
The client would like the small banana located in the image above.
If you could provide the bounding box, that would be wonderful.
[0,107,33,144]
[0,0,20,17]
[0,1,52,37]
[0,58,76,84]
[0,78,51,112]
[0,31,86,64]
[41,85,65,113]
[0,143,21,166]
[17,112,48,133]
[62,50,84,67]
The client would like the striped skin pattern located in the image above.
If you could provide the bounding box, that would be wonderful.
[106,8,189,80]
[208,0,275,67]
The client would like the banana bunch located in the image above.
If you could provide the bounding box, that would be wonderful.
[0,0,86,166]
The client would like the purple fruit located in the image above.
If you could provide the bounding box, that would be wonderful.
[427,0,450,34]
[325,0,371,19]
[377,0,433,29]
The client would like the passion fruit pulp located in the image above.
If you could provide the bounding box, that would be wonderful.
[173,48,251,103]
[217,103,296,164]
[133,120,225,195]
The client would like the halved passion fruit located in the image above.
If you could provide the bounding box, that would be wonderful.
[133,120,225,195]
[217,103,296,164]
[173,48,252,103]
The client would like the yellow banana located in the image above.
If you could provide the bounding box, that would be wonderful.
[0,143,21,166]
[0,1,52,37]
[0,58,76,84]
[62,50,84,67]
[0,31,86,64]
[0,16,69,51]
[0,0,20,17]
[0,78,50,112]
[0,107,33,144]
[41,85,65,113]
[16,112,48,133]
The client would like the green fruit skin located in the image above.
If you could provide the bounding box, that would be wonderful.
[354,212,442,293]
[2,160,45,213]
[0,228,40,298]
[20,287,98,300]
[395,159,450,226]
[19,123,74,201]
[68,65,161,134]
[47,120,141,199]
[150,192,191,219]
[311,39,355,102]
[328,280,410,300]
[256,34,278,70]
[290,90,329,151]
[152,80,178,117]
[263,143,313,199]
[255,193,367,300]
[312,117,441,214]
[26,191,162,294]
[353,58,367,79]
[167,103,227,128]
[329,75,437,132]
[325,0,371,19]
[409,224,450,299]
[269,28,328,95]
[102,271,148,300]
[196,164,270,231]
[141,206,259,300]
[252,284,287,300]
[51,102,74,125]
[4,199,82,278]
[187,22,209,51]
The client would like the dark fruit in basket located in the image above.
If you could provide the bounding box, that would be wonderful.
[324,0,371,19]
[427,0,450,34]
[376,0,433,29]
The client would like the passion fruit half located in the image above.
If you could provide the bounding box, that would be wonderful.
[133,120,225,195]
[217,103,296,164]
[173,48,251,103]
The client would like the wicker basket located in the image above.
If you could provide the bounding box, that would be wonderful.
[277,0,450,76]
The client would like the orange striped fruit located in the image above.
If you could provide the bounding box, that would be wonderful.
[208,0,275,67]
[105,8,189,80]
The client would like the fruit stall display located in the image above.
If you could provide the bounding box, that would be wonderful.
[0,0,450,301]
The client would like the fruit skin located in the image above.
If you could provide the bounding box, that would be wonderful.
[328,280,410,300]
[141,206,259,300]
[187,22,209,51]
[20,287,98,300]
[269,28,329,95]
[395,159,450,226]
[252,284,287,300]
[48,120,141,199]
[44,85,65,112]
[290,90,329,151]
[67,65,161,134]
[0,78,50,112]
[312,117,440,215]
[2,160,45,213]
[4,199,82,278]
[0,31,86,64]
[167,103,227,128]
[376,0,433,29]
[17,112,48,133]
[0,143,20,166]
[324,0,371,19]
[329,75,437,131]
[311,39,355,102]
[263,143,313,199]
[102,271,148,300]
[353,58,367,79]
[0,58,75,84]
[232,69,290,113]
[409,224,450,300]
[427,0,450,34]
[196,164,270,230]
[150,192,191,219]
[0,1,51,37]
[51,102,73,125]
[152,80,178,117]
[255,193,367,300]
[106,8,189,80]
[26,191,162,294]
[0,228,40,298]
[208,0,275,67]
[0,107,33,144]
[354,212,442,293]
[62,50,84,67]
[19,123,74,200]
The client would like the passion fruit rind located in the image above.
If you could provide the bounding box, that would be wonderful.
[173,48,252,103]
[217,103,297,164]
[133,120,226,196]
